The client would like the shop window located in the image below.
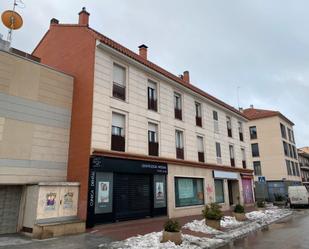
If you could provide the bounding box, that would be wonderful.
[112,63,126,101]
[215,179,224,203]
[175,177,204,207]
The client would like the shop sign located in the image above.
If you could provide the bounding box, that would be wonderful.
[213,170,238,180]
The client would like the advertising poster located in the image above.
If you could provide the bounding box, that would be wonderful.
[155,182,164,200]
[98,181,109,203]
[63,192,74,209]
[45,192,57,211]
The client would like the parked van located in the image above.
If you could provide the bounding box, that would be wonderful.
[288,186,309,208]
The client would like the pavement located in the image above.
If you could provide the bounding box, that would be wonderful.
[220,209,309,249]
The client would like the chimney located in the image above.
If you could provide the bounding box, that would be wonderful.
[78,7,90,26]
[250,104,254,109]
[183,71,190,84]
[138,44,148,60]
[50,18,59,25]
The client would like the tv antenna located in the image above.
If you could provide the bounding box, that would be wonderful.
[1,0,24,43]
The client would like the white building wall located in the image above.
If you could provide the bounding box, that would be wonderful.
[92,47,252,170]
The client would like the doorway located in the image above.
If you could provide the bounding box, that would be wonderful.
[227,180,240,205]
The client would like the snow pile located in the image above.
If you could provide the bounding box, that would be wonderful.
[99,232,224,249]
[245,211,266,220]
[182,219,222,235]
[246,208,292,225]
[221,216,243,229]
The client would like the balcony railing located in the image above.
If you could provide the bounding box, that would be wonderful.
[111,135,125,152]
[176,148,184,159]
[174,108,182,120]
[113,83,126,100]
[198,152,205,162]
[148,98,157,111]
[196,116,202,127]
[148,142,159,156]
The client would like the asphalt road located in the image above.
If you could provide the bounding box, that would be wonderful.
[221,209,309,249]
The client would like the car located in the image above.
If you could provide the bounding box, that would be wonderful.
[288,186,309,208]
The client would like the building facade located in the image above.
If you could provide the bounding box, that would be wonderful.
[243,107,301,201]
[0,46,74,234]
[298,147,309,188]
[33,8,254,227]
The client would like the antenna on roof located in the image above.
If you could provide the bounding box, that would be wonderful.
[1,0,24,43]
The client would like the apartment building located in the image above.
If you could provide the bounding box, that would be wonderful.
[298,147,309,188]
[243,106,301,201]
[0,43,74,234]
[33,8,254,227]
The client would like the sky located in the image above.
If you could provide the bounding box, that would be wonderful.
[0,0,308,147]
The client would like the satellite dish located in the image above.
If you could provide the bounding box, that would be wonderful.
[1,10,23,30]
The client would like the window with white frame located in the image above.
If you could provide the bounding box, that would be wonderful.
[197,136,205,162]
[175,130,184,149]
[148,80,157,111]
[213,110,219,133]
[226,116,232,137]
[216,142,222,164]
[112,112,125,136]
[112,63,126,100]
[229,144,235,166]
[148,123,158,143]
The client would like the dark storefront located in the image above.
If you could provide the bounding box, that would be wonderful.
[87,156,168,227]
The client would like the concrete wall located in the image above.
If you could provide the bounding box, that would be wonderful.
[248,116,301,182]
[92,46,252,170]
[0,50,73,184]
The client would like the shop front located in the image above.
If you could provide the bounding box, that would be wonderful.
[241,174,254,205]
[87,156,168,227]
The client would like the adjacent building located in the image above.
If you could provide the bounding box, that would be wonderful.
[32,8,254,227]
[243,106,301,201]
[298,147,309,188]
[0,43,75,234]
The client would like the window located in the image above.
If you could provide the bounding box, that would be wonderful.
[238,121,244,141]
[241,148,246,168]
[216,142,222,164]
[213,111,219,133]
[280,123,287,139]
[295,163,300,176]
[251,143,260,157]
[195,102,202,127]
[229,145,235,167]
[286,160,292,175]
[174,93,182,120]
[112,63,126,100]
[291,130,295,143]
[197,136,204,162]
[226,116,232,137]
[111,112,125,151]
[175,130,184,159]
[215,179,224,203]
[253,161,262,176]
[283,141,288,157]
[249,126,257,139]
[291,161,296,176]
[288,128,292,142]
[293,146,297,159]
[148,80,157,111]
[175,177,204,207]
[148,123,158,156]
[289,144,293,158]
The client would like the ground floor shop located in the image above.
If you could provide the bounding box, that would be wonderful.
[254,180,302,201]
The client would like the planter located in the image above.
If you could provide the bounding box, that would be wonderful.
[205,219,221,230]
[233,212,247,221]
[161,231,182,245]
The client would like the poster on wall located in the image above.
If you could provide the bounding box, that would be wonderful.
[178,179,194,199]
[45,192,57,211]
[98,181,109,203]
[63,192,74,209]
[155,182,164,200]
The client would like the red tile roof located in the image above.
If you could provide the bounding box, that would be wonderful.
[41,24,247,119]
[243,108,294,125]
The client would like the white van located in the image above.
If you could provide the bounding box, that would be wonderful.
[288,186,309,208]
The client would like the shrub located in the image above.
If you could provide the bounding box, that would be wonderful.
[164,219,180,232]
[274,194,284,201]
[256,200,265,208]
[234,204,245,213]
[202,203,223,220]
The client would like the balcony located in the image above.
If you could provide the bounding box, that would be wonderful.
[176,148,184,159]
[148,142,159,156]
[113,83,126,101]
[174,108,182,120]
[198,152,205,162]
[230,158,235,167]
[111,135,125,152]
[148,98,157,111]
[196,116,202,127]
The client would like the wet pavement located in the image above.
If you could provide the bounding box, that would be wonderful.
[220,209,309,249]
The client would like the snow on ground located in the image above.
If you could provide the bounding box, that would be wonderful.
[99,232,224,249]
[99,208,292,249]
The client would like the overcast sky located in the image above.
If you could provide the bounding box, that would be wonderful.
[0,0,308,147]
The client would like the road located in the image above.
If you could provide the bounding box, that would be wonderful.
[221,209,309,249]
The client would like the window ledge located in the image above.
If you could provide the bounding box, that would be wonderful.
[174,204,205,210]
